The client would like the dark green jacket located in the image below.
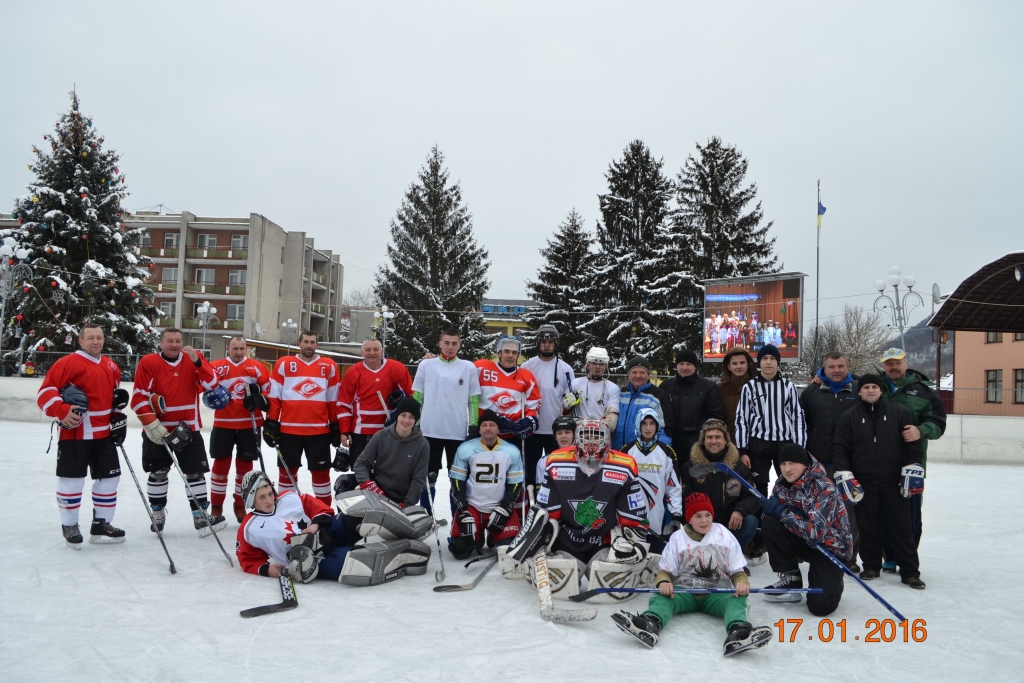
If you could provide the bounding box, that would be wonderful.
[876,367,946,467]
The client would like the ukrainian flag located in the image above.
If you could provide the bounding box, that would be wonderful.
[817,200,826,228]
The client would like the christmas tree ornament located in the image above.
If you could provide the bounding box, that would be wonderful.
[16,314,23,321]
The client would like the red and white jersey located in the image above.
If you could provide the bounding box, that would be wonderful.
[37,350,121,441]
[210,357,271,429]
[131,353,217,429]
[268,354,340,436]
[337,359,413,435]
[474,360,541,430]
[236,491,333,575]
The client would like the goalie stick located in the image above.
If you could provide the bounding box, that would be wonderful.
[688,461,907,622]
[240,571,298,618]
[433,556,499,593]
[570,586,824,602]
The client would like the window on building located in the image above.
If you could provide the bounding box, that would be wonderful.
[194,268,216,284]
[162,267,178,283]
[231,234,249,249]
[139,232,151,247]
[159,302,176,320]
[986,369,1003,403]
[1015,333,1024,342]
[196,234,217,248]
[986,332,1003,343]
[229,269,247,286]
[1016,370,1024,404]
[227,304,245,320]
[164,232,180,248]
[281,247,286,264]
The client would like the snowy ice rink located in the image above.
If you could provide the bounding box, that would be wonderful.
[1,419,1020,683]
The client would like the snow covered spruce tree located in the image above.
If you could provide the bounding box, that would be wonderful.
[523,208,595,368]
[584,140,702,372]
[374,146,492,361]
[4,91,158,371]
[673,137,780,280]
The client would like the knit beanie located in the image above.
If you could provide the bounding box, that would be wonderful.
[757,344,781,364]
[393,397,421,421]
[478,409,501,428]
[684,492,715,523]
[778,443,810,467]
[624,356,652,373]
[858,373,884,390]
[676,349,700,366]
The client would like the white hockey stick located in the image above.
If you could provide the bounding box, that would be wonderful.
[527,486,596,623]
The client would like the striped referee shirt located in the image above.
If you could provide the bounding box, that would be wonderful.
[734,374,807,448]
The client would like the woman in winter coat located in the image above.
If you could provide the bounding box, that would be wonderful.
[717,347,756,446]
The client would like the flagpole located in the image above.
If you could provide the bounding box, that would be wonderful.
[814,179,821,372]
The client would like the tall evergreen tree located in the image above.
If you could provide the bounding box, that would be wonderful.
[3,91,158,372]
[523,208,595,368]
[673,136,780,280]
[374,146,492,362]
[584,140,701,372]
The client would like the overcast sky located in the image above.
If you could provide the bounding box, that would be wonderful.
[3,1,1021,335]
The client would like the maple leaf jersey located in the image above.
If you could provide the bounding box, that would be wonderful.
[37,350,121,441]
[268,354,340,436]
[622,441,683,533]
[210,357,271,429]
[450,437,525,513]
[569,377,620,423]
[236,491,333,575]
[337,359,413,435]
[537,448,648,557]
[659,522,746,589]
[474,360,541,432]
[132,353,218,429]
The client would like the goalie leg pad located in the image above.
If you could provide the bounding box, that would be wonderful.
[339,539,431,586]
[401,505,434,539]
[288,544,319,583]
[505,506,555,565]
[584,554,655,603]
[334,490,417,539]
[526,552,580,600]
[498,544,529,581]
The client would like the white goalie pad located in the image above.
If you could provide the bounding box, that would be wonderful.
[526,554,580,600]
[335,491,428,540]
[498,545,528,581]
[584,552,662,603]
[339,539,431,586]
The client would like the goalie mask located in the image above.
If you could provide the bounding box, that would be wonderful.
[575,419,610,476]
[241,470,276,510]
[585,347,610,381]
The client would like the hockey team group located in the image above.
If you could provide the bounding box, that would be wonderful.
[36,322,944,656]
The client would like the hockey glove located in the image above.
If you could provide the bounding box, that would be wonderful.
[332,446,352,472]
[457,510,477,540]
[497,416,518,434]
[242,382,269,412]
[139,413,170,445]
[112,388,130,411]
[486,505,511,534]
[329,422,341,448]
[834,470,864,504]
[166,423,193,453]
[109,411,127,446]
[561,390,581,410]
[611,535,647,565]
[669,518,684,533]
[900,464,925,498]
[262,419,281,448]
[760,496,786,519]
[386,388,405,409]
[513,416,537,438]
[359,480,387,498]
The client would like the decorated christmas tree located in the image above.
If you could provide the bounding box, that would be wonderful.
[3,90,158,372]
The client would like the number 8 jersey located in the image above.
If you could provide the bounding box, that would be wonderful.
[449,437,525,513]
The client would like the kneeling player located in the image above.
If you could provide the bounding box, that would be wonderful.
[237,470,431,586]
[611,493,772,656]
[449,410,524,559]
[502,419,652,602]
[621,408,682,552]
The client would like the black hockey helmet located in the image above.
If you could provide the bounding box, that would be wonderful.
[551,415,577,434]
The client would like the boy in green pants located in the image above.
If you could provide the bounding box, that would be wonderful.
[612,492,772,656]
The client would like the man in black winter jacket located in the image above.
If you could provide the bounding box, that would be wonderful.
[661,349,724,465]
[832,375,925,589]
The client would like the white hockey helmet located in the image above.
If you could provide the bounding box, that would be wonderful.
[241,470,276,510]
[495,335,522,355]
[575,419,610,475]
[585,347,610,381]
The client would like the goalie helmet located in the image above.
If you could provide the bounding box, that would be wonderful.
[202,385,231,410]
[585,347,610,381]
[241,470,276,510]
[575,419,610,476]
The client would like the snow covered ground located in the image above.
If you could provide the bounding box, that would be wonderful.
[1,419,1020,682]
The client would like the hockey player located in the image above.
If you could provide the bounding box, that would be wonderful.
[37,322,126,547]
[621,408,682,552]
[237,470,430,585]
[474,335,541,441]
[264,331,339,505]
[131,327,224,534]
[352,397,429,509]
[449,409,525,558]
[535,415,576,484]
[209,335,271,523]
[503,419,651,600]
[564,347,619,431]
[611,492,772,655]
[521,325,575,486]
[337,339,413,463]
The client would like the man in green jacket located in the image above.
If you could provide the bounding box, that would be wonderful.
[877,348,946,560]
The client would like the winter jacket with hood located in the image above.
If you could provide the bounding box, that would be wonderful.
[614,380,672,450]
[875,366,946,467]
[621,407,682,533]
[716,347,756,441]
[799,368,859,466]
[679,435,760,526]
[772,456,854,562]
[354,423,430,506]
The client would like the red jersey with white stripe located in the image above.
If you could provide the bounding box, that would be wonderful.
[210,357,272,429]
[236,491,333,575]
[337,359,413,435]
[37,350,121,441]
[268,354,340,436]
[131,352,218,429]
[474,360,541,431]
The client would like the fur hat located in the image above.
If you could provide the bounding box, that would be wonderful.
[684,492,715,523]
[699,418,733,446]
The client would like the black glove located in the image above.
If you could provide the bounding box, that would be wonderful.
[497,416,518,434]
[112,388,130,411]
[263,419,281,448]
[456,510,477,540]
[329,423,341,448]
[467,424,480,440]
[761,496,785,519]
[243,383,269,412]
[109,412,127,446]
[486,505,511,534]
[386,388,405,409]
[166,423,193,453]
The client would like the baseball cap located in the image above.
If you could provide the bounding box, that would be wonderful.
[880,348,906,362]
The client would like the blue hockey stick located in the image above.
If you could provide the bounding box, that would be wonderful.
[570,586,822,602]
[688,461,907,622]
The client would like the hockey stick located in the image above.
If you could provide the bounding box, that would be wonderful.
[116,443,176,574]
[688,461,907,622]
[433,555,498,592]
[240,570,298,618]
[422,474,447,581]
[570,586,824,602]
[162,443,234,566]
[274,446,301,494]
[249,410,267,473]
